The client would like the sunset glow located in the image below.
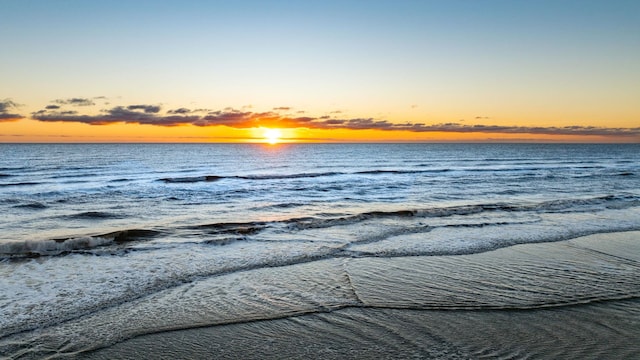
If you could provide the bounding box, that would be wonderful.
[263,128,282,144]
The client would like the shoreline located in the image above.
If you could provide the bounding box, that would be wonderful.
[74,231,640,359]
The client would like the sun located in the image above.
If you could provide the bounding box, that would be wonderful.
[263,128,282,144]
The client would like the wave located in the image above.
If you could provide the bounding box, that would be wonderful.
[288,195,639,230]
[236,172,341,180]
[184,195,639,237]
[202,237,247,246]
[158,169,468,184]
[0,237,116,257]
[156,165,628,185]
[49,172,105,179]
[155,169,447,185]
[160,175,223,183]
[64,211,124,220]
[160,172,340,183]
[0,181,43,187]
[4,195,636,259]
[528,195,639,212]
[103,229,162,243]
[287,207,484,230]
[13,202,48,210]
[188,222,267,236]
[252,202,307,210]
[0,229,162,258]
[0,166,26,171]
[355,169,450,175]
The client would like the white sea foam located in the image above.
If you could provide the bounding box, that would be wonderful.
[2,232,640,359]
[0,236,114,256]
[0,239,342,338]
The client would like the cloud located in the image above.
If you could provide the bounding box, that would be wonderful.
[126,104,161,113]
[166,107,211,114]
[273,107,291,111]
[33,105,196,126]
[402,123,640,137]
[167,107,192,114]
[0,113,24,122]
[29,103,640,138]
[53,98,95,106]
[0,100,19,113]
[45,105,61,110]
[0,99,25,122]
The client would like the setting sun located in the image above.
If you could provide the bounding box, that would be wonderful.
[263,128,282,144]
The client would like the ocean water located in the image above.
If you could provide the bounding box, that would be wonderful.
[1,143,639,358]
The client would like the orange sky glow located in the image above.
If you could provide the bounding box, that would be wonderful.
[1,118,637,144]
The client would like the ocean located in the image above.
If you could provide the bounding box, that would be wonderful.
[1,143,639,358]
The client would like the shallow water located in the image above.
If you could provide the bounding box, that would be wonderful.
[6,232,639,359]
[1,143,639,358]
[84,300,640,360]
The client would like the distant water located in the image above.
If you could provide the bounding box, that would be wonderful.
[1,143,639,358]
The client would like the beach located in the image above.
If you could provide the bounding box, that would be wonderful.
[2,231,636,359]
[87,231,640,359]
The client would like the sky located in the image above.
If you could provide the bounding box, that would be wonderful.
[1,0,639,143]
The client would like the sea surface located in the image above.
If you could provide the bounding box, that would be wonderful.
[1,143,639,358]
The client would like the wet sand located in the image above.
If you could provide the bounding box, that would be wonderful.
[79,231,640,359]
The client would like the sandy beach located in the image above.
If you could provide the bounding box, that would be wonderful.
[60,231,640,359]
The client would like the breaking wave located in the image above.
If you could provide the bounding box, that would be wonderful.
[2,194,637,259]
[0,229,162,258]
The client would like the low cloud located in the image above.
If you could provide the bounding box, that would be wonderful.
[126,104,161,113]
[33,105,198,126]
[53,98,95,106]
[27,103,640,138]
[167,107,192,114]
[0,99,24,122]
[401,123,640,137]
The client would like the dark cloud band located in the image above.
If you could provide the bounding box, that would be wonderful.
[29,104,640,138]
